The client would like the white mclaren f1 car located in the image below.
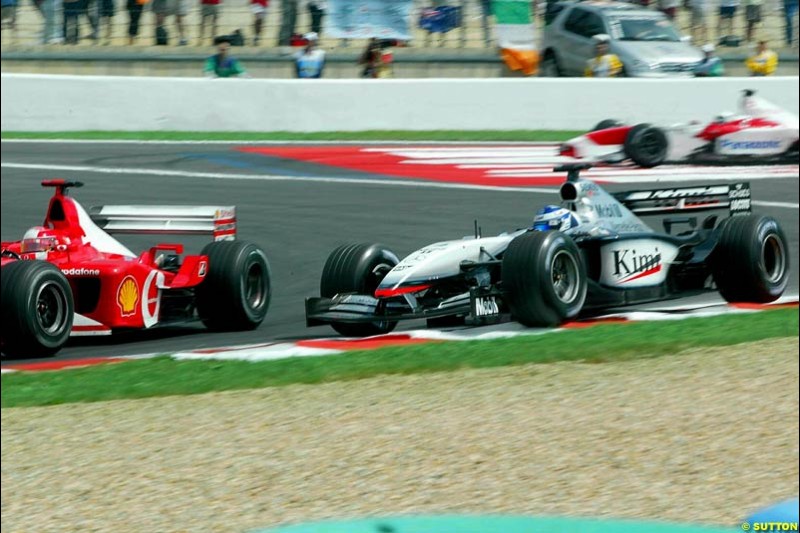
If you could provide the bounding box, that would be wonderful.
[306,164,789,336]
[560,90,799,168]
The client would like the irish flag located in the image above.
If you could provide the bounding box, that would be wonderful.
[492,0,538,76]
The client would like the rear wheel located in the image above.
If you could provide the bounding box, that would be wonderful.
[592,119,624,131]
[321,243,399,337]
[196,241,272,331]
[624,123,668,167]
[785,140,799,162]
[711,215,789,302]
[502,231,587,327]
[1,261,73,357]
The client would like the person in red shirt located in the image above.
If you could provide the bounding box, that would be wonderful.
[199,0,220,45]
[250,0,267,45]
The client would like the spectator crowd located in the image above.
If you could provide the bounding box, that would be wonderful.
[1,0,796,48]
[1,0,796,79]
[0,0,329,45]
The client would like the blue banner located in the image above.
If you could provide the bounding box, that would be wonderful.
[325,0,413,39]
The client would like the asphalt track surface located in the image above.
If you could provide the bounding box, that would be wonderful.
[1,140,798,364]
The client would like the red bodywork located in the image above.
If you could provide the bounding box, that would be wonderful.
[559,126,633,157]
[696,117,781,141]
[585,126,633,146]
[1,181,209,335]
[560,117,784,157]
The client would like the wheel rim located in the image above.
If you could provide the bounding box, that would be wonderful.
[244,262,265,309]
[761,234,786,283]
[638,130,664,158]
[551,250,579,304]
[36,281,67,335]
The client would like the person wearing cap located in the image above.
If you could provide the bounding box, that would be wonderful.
[584,34,623,77]
[695,43,725,76]
[745,40,778,76]
[204,35,249,78]
[295,31,326,78]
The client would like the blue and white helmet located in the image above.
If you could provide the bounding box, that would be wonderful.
[532,205,579,232]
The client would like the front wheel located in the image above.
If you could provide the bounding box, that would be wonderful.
[196,241,272,331]
[321,243,399,337]
[1,261,74,357]
[711,215,789,303]
[502,231,587,327]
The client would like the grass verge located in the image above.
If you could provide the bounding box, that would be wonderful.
[0,130,582,142]
[2,308,797,408]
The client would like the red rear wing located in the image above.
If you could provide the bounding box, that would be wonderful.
[88,205,236,241]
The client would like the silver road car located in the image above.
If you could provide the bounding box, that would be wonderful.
[541,1,704,77]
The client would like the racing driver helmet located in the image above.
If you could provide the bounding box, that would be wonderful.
[20,226,61,253]
[532,205,579,232]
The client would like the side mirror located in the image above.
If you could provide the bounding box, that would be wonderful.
[680,35,692,43]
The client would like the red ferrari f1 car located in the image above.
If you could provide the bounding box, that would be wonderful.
[1,180,271,357]
[560,90,799,168]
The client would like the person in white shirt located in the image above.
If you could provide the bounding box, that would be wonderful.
[295,31,326,78]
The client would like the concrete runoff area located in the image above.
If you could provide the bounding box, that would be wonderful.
[2,338,797,532]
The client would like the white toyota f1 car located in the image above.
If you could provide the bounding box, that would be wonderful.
[306,164,789,336]
[560,90,799,168]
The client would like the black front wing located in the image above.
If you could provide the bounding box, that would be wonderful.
[305,287,504,327]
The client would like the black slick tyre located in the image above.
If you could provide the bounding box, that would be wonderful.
[196,241,272,331]
[502,231,587,327]
[1,261,73,357]
[624,123,668,168]
[320,243,399,337]
[711,215,789,303]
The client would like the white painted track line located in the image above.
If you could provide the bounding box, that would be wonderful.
[0,163,560,194]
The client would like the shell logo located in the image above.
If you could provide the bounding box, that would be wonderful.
[117,276,139,317]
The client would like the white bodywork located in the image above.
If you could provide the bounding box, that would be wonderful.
[74,199,137,258]
[375,178,685,296]
[600,239,680,288]
[566,94,799,163]
[378,232,525,291]
[88,205,237,241]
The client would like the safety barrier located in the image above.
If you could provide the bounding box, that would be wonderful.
[2,73,798,132]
